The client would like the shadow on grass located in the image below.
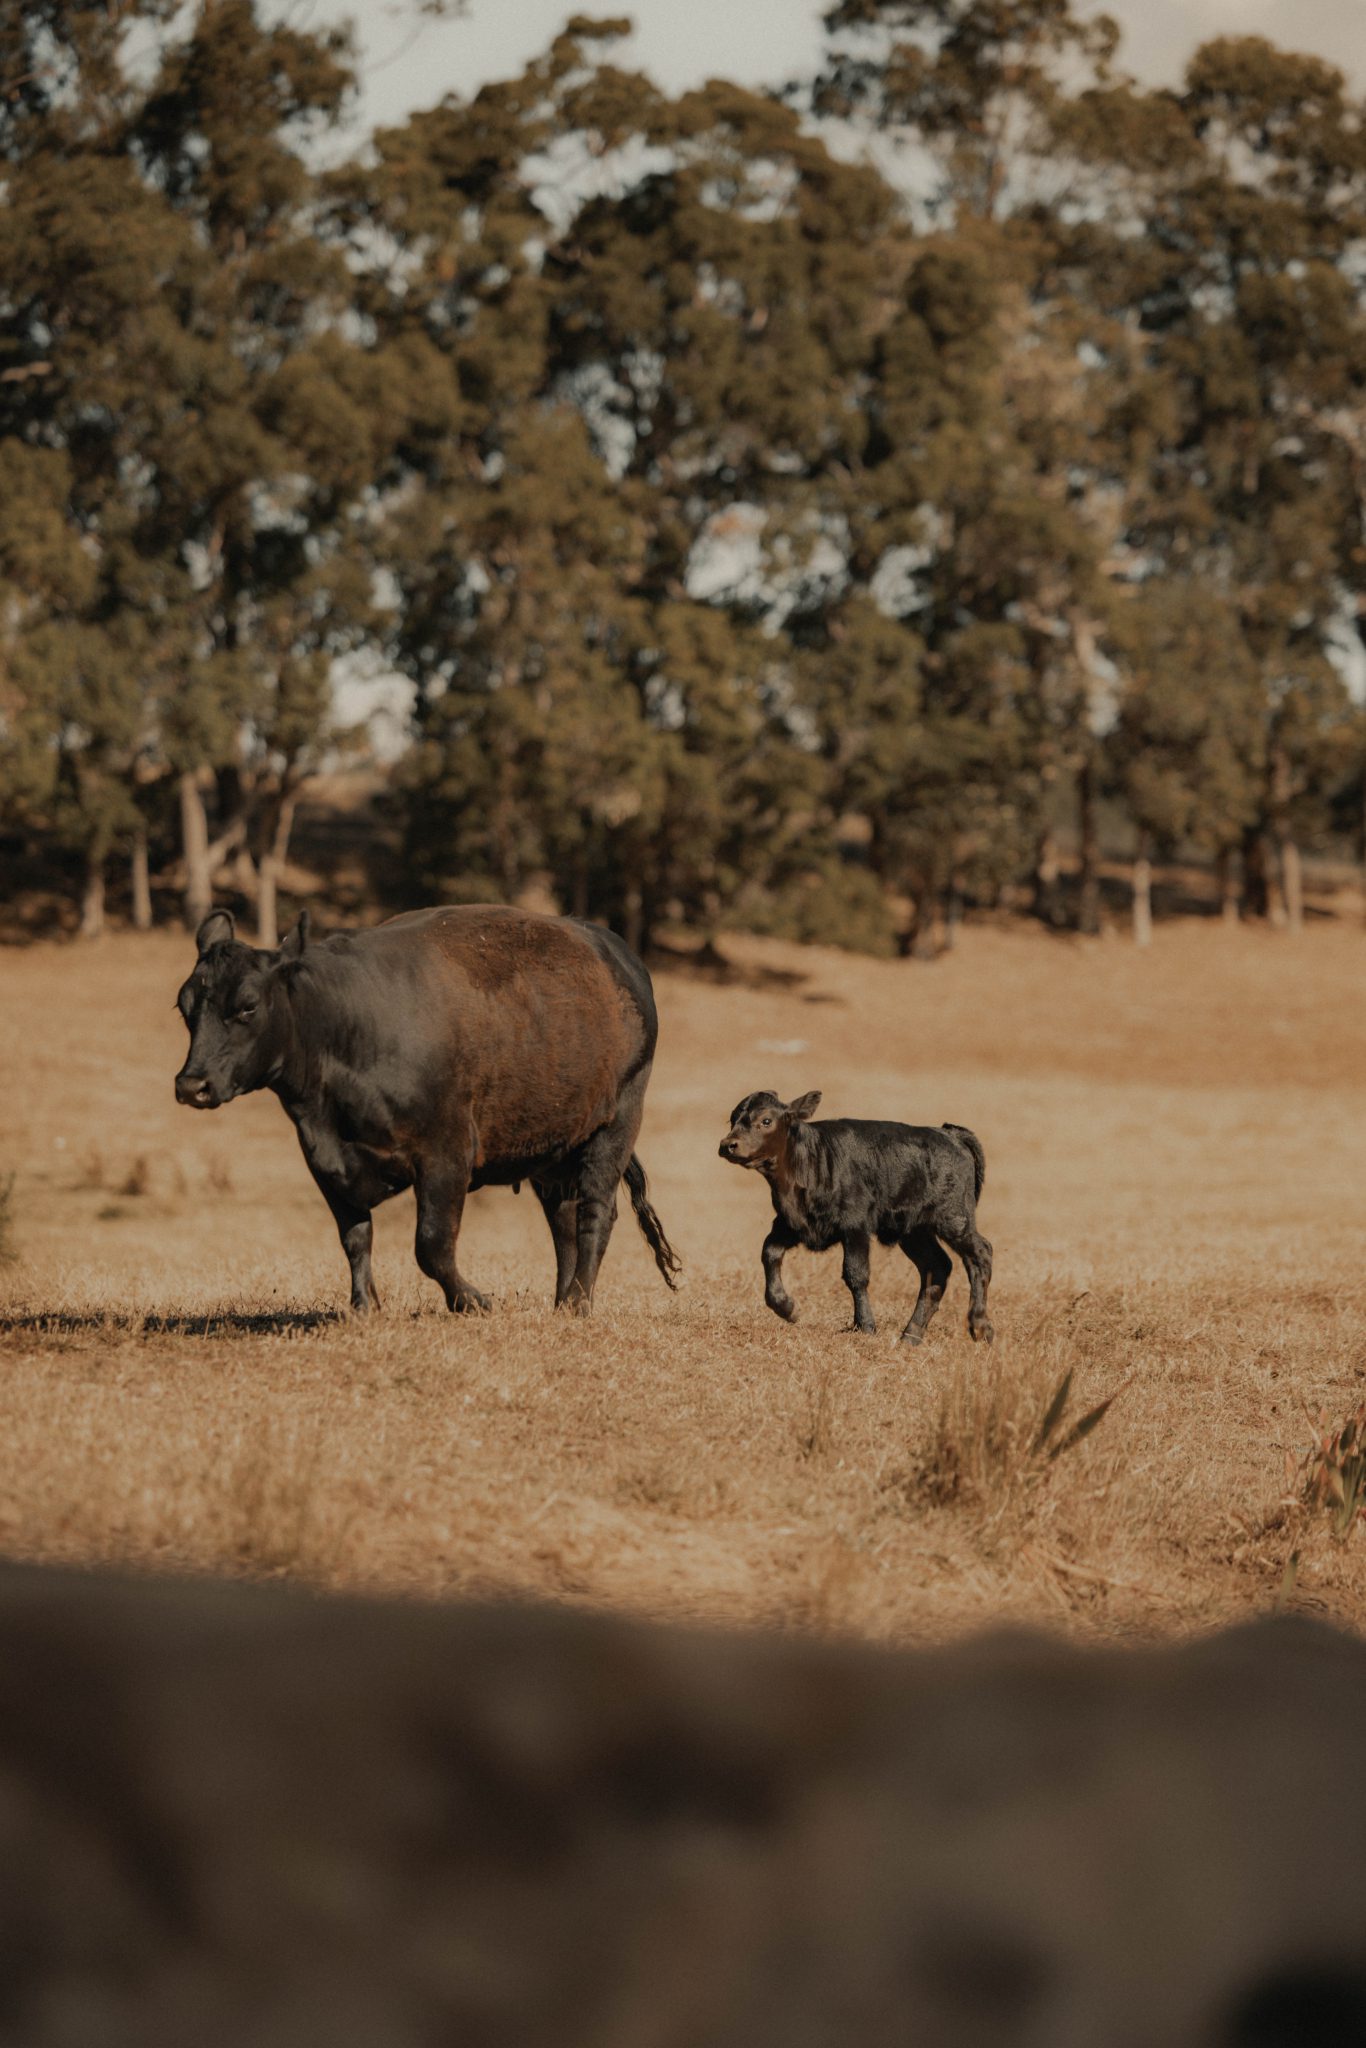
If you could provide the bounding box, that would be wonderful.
[648,936,815,992]
[0,1309,346,1337]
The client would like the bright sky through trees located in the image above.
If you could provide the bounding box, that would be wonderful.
[327,0,1363,134]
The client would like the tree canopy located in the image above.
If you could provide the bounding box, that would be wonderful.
[3,2,1365,947]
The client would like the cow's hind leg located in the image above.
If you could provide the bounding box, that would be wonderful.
[535,1181,579,1308]
[321,1186,380,1314]
[414,1162,489,1314]
[565,1075,645,1315]
[898,1227,952,1346]
[940,1226,994,1343]
[842,1232,876,1333]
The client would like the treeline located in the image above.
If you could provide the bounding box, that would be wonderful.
[3,1,1366,952]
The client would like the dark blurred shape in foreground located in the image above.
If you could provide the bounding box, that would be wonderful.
[0,1562,1363,2046]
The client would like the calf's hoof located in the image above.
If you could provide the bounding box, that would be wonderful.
[899,1326,926,1347]
[451,1286,491,1315]
[970,1316,995,1345]
[767,1297,798,1324]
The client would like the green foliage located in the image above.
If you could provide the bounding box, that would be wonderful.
[3,0,1366,948]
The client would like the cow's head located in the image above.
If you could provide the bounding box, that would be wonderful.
[718,1088,821,1169]
[174,909,309,1110]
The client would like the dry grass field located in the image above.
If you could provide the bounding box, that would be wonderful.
[2,917,1365,1644]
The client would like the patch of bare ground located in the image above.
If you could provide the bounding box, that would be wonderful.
[1,919,1364,1641]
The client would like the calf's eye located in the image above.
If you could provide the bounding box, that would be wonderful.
[233,1004,258,1023]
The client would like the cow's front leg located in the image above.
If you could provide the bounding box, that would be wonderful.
[762,1224,799,1323]
[414,1162,488,1314]
[323,1186,380,1314]
[841,1232,876,1333]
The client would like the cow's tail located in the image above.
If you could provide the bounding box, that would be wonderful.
[942,1123,986,1200]
[623,1154,682,1291]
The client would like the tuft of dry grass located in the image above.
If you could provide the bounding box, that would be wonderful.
[2,920,1366,1644]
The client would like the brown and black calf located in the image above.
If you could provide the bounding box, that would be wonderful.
[719,1090,993,1344]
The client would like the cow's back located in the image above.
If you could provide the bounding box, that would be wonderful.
[359,906,654,1169]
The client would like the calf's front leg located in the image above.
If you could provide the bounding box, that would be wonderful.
[762,1223,800,1323]
[841,1231,876,1333]
[414,1161,489,1314]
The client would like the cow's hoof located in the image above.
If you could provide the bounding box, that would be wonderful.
[452,1288,491,1315]
[851,1321,877,1336]
[768,1299,798,1324]
[970,1317,995,1345]
[899,1327,925,1347]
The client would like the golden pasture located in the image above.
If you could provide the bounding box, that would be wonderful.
[1,919,1364,1640]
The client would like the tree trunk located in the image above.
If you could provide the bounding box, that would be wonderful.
[130,824,152,931]
[1132,834,1153,949]
[942,873,963,953]
[80,846,106,939]
[180,770,213,930]
[1077,750,1100,936]
[1241,826,1271,920]
[1278,833,1304,934]
[256,788,300,950]
[1217,846,1239,926]
[622,880,643,959]
[1267,742,1291,928]
[1032,827,1062,928]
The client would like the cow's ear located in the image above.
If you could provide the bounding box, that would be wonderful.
[788,1090,822,1122]
[279,910,310,961]
[196,908,235,956]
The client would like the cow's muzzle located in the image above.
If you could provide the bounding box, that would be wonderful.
[719,1136,741,1160]
[176,1072,219,1110]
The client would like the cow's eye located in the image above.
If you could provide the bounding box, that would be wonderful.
[232,1003,258,1023]
[761,1115,774,1128]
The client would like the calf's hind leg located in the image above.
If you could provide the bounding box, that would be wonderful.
[941,1227,994,1343]
[414,1161,489,1314]
[842,1232,876,1333]
[898,1227,951,1346]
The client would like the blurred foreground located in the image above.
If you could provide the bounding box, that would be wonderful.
[2,1559,1363,2046]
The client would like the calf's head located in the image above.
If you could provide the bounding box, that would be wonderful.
[719,1089,822,1169]
[175,909,308,1110]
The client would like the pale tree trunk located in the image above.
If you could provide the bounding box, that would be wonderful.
[255,785,301,950]
[1267,742,1293,929]
[1278,833,1304,934]
[1032,827,1062,927]
[180,770,212,930]
[1132,833,1153,949]
[79,846,106,939]
[130,823,152,931]
[1217,846,1239,926]
[1077,750,1100,935]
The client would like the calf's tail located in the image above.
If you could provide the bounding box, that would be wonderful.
[942,1123,986,1200]
[623,1154,682,1291]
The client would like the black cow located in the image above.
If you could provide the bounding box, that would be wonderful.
[175,905,680,1315]
[719,1089,992,1344]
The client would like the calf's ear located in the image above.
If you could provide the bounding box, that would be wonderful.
[279,910,310,961]
[788,1090,822,1121]
[196,907,235,955]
